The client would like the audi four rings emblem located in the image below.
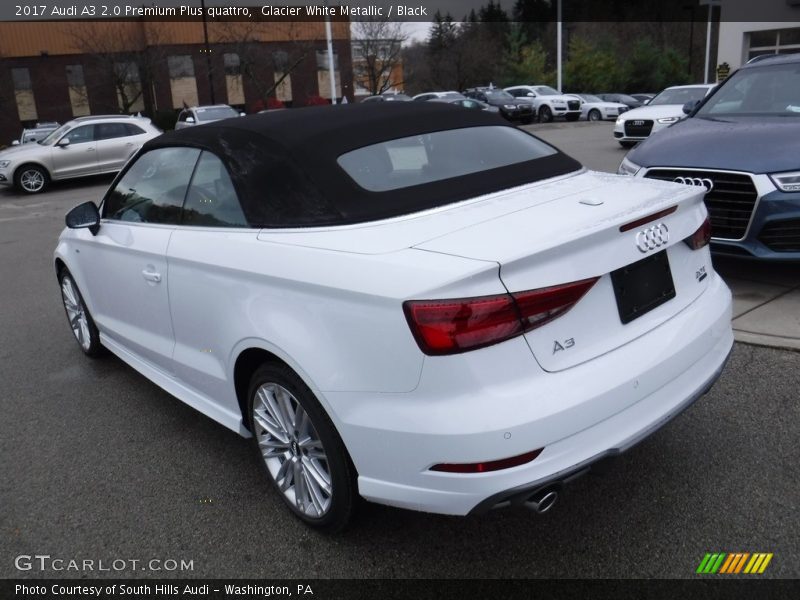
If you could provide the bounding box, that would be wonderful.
[635,223,670,253]
[631,120,645,126]
[673,176,714,192]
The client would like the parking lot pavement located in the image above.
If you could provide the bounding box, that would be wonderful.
[1,169,799,580]
[527,121,800,351]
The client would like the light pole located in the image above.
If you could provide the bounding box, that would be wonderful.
[324,0,337,104]
[200,0,215,104]
[699,0,721,84]
[556,0,562,91]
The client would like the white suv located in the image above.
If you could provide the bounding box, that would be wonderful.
[505,85,582,122]
[0,115,161,194]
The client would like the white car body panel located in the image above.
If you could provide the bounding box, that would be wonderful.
[567,96,628,120]
[55,163,732,516]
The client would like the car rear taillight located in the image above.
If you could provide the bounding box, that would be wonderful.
[403,277,599,356]
[685,216,711,250]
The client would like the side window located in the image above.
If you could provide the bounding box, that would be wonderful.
[182,151,247,227]
[124,123,146,136]
[95,122,128,140]
[61,125,94,144]
[178,111,188,122]
[104,147,200,224]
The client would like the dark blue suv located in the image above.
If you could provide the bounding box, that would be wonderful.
[618,54,800,261]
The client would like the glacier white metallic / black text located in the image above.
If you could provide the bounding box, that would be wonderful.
[54,103,733,531]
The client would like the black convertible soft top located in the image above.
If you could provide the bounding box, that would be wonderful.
[143,102,581,227]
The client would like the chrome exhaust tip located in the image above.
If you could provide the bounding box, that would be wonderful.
[524,487,559,514]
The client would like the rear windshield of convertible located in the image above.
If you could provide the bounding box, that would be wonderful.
[337,126,557,192]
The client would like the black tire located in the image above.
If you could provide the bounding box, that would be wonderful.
[14,163,49,194]
[539,105,553,123]
[588,109,602,122]
[247,363,357,532]
[619,141,637,149]
[58,269,104,357]
[565,113,580,122]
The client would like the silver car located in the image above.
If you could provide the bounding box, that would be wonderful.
[0,115,161,194]
[174,105,242,130]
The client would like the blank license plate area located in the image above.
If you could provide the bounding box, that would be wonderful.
[611,250,676,324]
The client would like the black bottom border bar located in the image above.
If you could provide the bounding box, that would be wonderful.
[3,579,799,600]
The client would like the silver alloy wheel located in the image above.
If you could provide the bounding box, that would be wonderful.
[589,110,601,121]
[253,382,333,517]
[61,276,91,351]
[20,168,45,192]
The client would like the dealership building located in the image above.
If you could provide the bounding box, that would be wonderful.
[0,19,353,144]
[717,0,800,70]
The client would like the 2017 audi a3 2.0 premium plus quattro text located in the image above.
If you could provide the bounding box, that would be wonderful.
[54,103,732,531]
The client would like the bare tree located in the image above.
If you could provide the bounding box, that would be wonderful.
[214,20,321,105]
[351,20,407,96]
[66,22,166,114]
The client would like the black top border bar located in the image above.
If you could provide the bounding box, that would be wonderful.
[1,1,799,23]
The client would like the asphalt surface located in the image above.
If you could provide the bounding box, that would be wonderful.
[1,124,798,579]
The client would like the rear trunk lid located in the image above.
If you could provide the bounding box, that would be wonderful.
[414,171,712,371]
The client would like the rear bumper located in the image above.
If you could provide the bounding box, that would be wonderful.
[328,273,733,516]
[469,345,730,514]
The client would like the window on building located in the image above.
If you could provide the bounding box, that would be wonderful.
[316,50,339,71]
[12,68,32,90]
[272,51,289,71]
[65,65,85,88]
[168,55,195,79]
[12,68,37,121]
[747,28,800,61]
[223,53,241,76]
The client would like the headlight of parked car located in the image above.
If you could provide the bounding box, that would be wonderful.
[617,156,642,176]
[769,170,800,192]
[657,117,680,124]
[0,160,10,168]
[503,104,517,110]
[615,116,625,125]
[553,100,566,105]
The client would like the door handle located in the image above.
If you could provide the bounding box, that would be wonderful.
[141,269,162,283]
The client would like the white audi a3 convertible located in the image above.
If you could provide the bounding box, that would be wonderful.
[55,102,732,531]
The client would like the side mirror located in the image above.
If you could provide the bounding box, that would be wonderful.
[643,98,651,105]
[185,116,195,124]
[65,201,100,235]
[683,100,700,115]
[526,92,535,97]
[56,137,70,147]
[11,140,20,146]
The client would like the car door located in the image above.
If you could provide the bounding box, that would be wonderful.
[87,146,202,372]
[166,150,250,408]
[50,124,97,179]
[94,122,137,173]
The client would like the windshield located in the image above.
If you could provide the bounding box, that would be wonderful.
[534,86,561,96]
[578,94,602,103]
[649,87,709,106]
[38,123,71,145]
[485,90,514,101]
[697,63,800,117]
[196,106,238,121]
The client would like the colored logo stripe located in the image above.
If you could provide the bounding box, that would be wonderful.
[697,552,773,574]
